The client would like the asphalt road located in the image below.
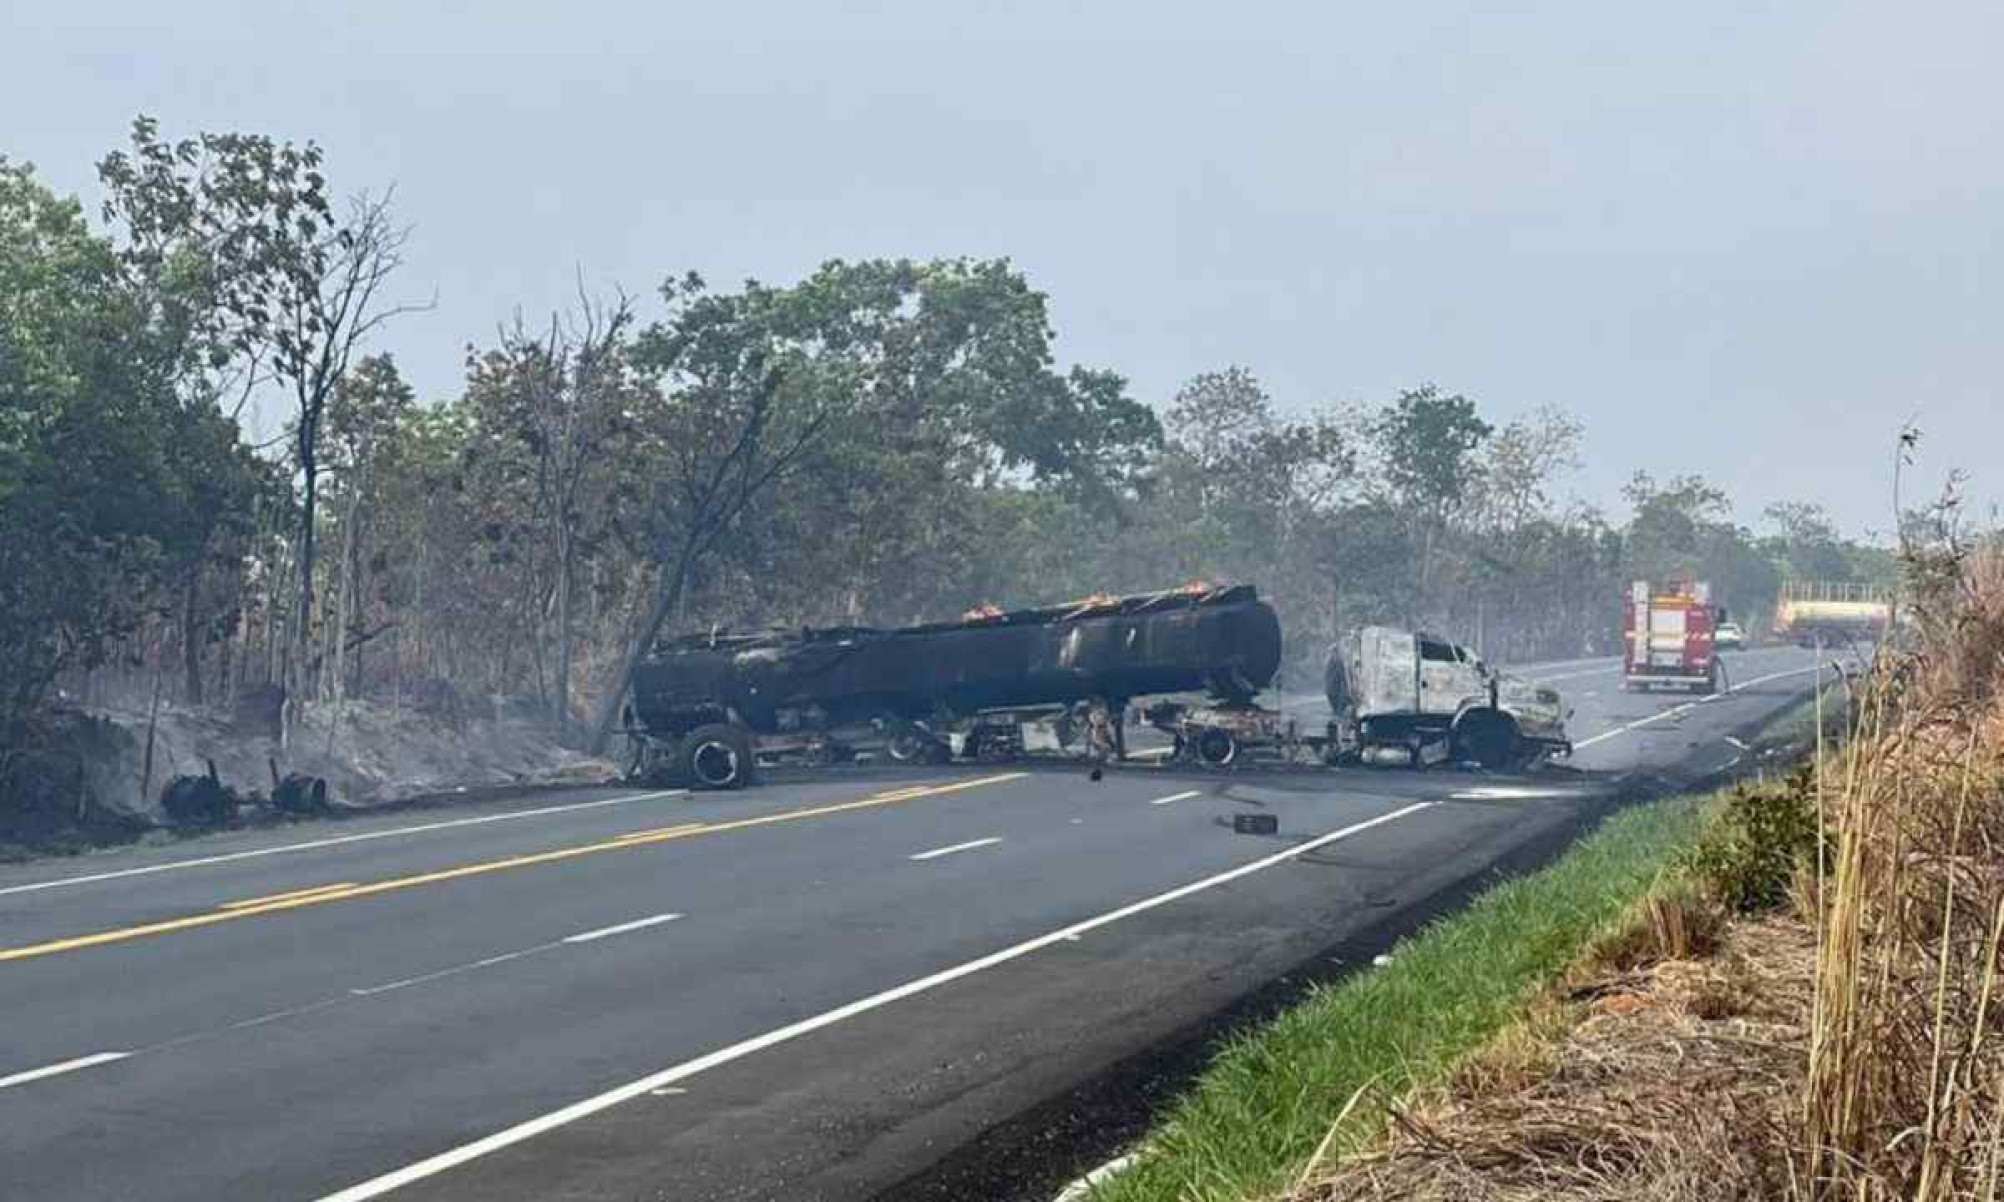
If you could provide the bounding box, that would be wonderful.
[0,645,1829,1202]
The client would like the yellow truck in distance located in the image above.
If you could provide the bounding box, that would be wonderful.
[1772,580,1894,646]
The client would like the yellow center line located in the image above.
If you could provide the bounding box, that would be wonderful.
[0,772,1028,965]
[218,882,360,910]
[613,823,709,843]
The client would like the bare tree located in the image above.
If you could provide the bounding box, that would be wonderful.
[485,284,637,740]
[585,357,837,756]
[267,191,429,729]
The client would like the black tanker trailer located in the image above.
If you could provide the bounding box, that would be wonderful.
[623,584,1282,788]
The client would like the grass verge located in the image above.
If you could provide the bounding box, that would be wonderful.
[1089,793,1712,1202]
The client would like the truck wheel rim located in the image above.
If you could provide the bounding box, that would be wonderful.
[692,741,739,786]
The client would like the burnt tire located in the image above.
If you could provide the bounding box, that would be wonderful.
[1193,726,1238,767]
[683,723,755,790]
[1452,710,1520,772]
[884,722,946,765]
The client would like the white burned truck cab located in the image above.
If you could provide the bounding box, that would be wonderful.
[1325,626,1571,770]
[1145,623,1571,772]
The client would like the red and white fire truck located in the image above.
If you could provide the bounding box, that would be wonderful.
[1622,580,1725,694]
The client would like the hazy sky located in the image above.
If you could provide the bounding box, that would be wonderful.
[7,1,1997,538]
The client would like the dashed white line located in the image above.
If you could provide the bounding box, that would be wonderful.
[1148,790,1203,806]
[313,801,1436,1202]
[909,837,1004,861]
[0,789,690,898]
[1575,665,1825,749]
[353,913,687,996]
[0,1051,130,1091]
[563,913,683,944]
[351,948,550,997]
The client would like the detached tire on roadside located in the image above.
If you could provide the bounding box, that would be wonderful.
[682,723,757,790]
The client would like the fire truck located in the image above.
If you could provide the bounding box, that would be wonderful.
[1622,580,1724,694]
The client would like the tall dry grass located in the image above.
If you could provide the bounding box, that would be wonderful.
[1804,545,2004,1198]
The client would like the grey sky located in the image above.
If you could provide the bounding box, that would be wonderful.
[7,0,1997,539]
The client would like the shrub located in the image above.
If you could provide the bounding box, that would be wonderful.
[1685,763,1822,913]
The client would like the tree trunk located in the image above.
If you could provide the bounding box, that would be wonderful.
[586,541,695,756]
[554,518,574,743]
[180,569,205,706]
[294,427,320,695]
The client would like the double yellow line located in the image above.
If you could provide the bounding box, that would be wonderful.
[0,773,1027,965]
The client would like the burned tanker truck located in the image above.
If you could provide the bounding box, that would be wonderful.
[623,584,1571,789]
[623,584,1284,789]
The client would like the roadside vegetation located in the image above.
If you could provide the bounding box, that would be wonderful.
[2,116,1895,841]
[1092,528,2004,1202]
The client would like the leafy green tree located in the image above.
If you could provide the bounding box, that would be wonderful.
[0,161,176,727]
[1369,385,1493,620]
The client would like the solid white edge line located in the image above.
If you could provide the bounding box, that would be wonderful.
[0,790,690,898]
[1574,664,1826,749]
[1053,1152,1139,1202]
[0,1051,130,1091]
[314,800,1437,1202]
[908,837,1005,861]
[1148,790,1203,806]
[562,913,684,944]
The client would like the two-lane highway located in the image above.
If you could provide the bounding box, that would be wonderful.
[0,646,1829,1202]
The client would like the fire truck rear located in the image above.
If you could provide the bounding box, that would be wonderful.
[1622,580,1724,694]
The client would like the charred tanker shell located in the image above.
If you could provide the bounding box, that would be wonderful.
[629,584,1282,739]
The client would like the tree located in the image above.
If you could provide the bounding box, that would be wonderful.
[584,272,841,753]
[584,259,1158,751]
[267,192,421,719]
[1369,385,1493,620]
[461,292,637,736]
[101,117,420,726]
[320,353,416,697]
[0,160,159,730]
[1762,500,1852,580]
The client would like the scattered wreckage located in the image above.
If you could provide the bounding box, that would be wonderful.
[623,584,1571,789]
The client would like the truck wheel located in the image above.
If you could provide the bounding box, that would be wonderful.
[684,724,755,790]
[1452,711,1519,772]
[885,722,941,765]
[1193,727,1238,767]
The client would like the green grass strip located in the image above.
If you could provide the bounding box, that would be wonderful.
[1091,795,1709,1202]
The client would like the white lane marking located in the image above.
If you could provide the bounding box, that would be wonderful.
[1528,663,1622,683]
[0,1051,130,1091]
[1449,786,1575,801]
[351,912,687,996]
[1148,790,1203,806]
[1127,746,1176,760]
[563,913,683,944]
[1575,665,1825,749]
[351,948,552,997]
[314,801,1436,1202]
[0,790,690,898]
[909,837,1004,861]
[1723,736,1749,750]
[1054,1153,1138,1201]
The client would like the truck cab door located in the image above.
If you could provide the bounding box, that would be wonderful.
[1354,626,1420,717]
[1416,637,1465,716]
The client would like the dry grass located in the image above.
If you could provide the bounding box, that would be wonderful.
[1802,545,2004,1199]
[1299,908,1814,1202]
